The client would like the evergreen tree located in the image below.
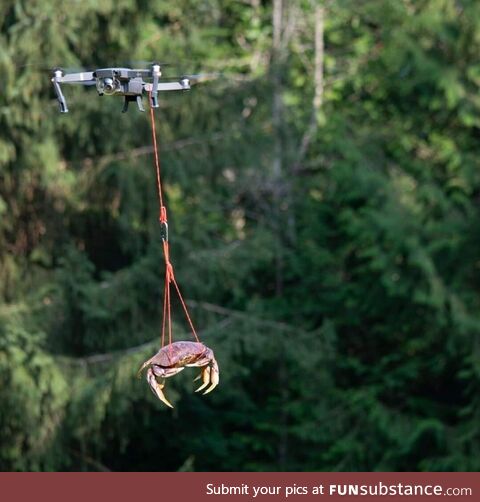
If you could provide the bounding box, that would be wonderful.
[1,0,480,471]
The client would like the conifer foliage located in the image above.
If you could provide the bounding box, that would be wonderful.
[1,0,480,471]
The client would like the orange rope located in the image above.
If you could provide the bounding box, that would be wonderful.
[171,277,199,342]
[167,272,172,346]
[149,100,164,210]
[161,277,167,348]
[148,91,200,347]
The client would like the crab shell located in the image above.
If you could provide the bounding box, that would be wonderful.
[145,341,210,368]
[138,341,219,408]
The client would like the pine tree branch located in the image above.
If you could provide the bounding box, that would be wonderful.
[69,449,112,472]
[65,132,226,170]
[186,300,311,334]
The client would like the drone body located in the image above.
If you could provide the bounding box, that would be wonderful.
[51,64,190,113]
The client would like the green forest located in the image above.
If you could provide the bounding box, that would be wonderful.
[1,0,480,471]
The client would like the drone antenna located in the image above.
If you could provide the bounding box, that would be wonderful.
[51,69,68,113]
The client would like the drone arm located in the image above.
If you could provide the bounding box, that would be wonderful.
[57,71,95,84]
[144,80,190,92]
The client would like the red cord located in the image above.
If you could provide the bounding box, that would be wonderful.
[149,100,164,210]
[148,91,200,347]
[161,277,167,348]
[171,277,199,342]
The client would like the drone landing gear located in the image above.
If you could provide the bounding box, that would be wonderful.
[122,95,145,113]
[52,70,69,113]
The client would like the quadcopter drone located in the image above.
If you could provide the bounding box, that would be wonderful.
[51,63,190,113]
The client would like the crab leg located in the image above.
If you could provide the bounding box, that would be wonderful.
[194,358,220,395]
[195,366,211,393]
[203,359,220,395]
[186,358,211,390]
[137,356,156,378]
[147,368,174,408]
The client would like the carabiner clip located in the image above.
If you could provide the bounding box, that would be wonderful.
[159,220,168,242]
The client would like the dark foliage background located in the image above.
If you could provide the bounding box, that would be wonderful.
[1,0,480,471]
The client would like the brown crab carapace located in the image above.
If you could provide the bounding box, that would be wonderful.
[138,341,219,408]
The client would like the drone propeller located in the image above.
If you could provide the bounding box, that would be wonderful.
[15,62,87,74]
[182,72,223,82]
[159,72,223,86]
[122,60,172,69]
[128,59,224,74]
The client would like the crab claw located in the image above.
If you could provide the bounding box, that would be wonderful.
[195,366,211,393]
[147,368,174,408]
[194,360,220,395]
[203,360,220,395]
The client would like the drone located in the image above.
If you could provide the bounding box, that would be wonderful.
[51,63,190,113]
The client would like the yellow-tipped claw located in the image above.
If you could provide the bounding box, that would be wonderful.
[203,366,219,395]
[195,366,211,393]
[154,383,174,409]
[147,370,174,408]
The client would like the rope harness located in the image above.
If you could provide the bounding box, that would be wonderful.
[148,93,200,348]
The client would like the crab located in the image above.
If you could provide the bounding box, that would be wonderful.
[138,341,219,408]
